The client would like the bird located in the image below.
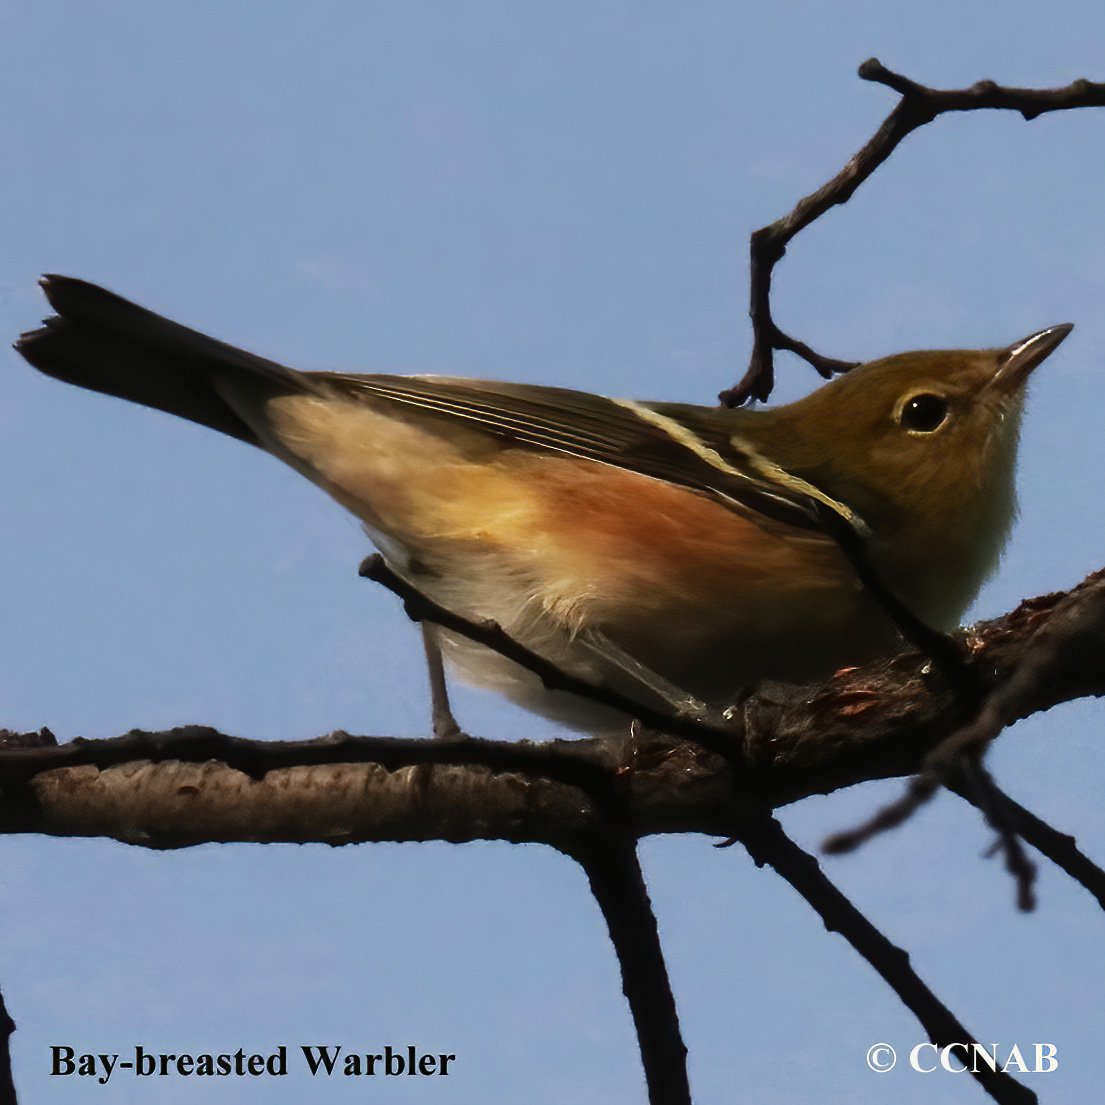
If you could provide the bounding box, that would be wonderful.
[15,276,1070,734]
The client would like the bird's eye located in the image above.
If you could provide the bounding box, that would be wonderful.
[899,393,948,433]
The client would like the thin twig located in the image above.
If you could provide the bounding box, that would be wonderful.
[810,503,981,699]
[721,61,1105,405]
[959,761,1037,912]
[359,554,745,765]
[949,779,1105,912]
[741,816,1037,1105]
[822,774,940,854]
[823,568,1105,858]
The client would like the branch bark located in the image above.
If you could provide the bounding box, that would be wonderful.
[5,568,1104,849]
[569,832,690,1105]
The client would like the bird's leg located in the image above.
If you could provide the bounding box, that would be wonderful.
[422,622,464,740]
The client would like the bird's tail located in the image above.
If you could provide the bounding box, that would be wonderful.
[15,275,311,446]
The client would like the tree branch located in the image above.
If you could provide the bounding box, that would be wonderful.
[822,565,1105,860]
[567,831,690,1105]
[720,61,1105,406]
[739,817,1037,1105]
[951,780,1105,912]
[5,569,1105,850]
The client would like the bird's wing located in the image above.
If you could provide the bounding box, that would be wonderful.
[17,276,861,536]
[320,373,864,535]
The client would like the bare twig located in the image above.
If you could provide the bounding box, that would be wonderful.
[822,773,942,855]
[809,503,981,699]
[822,568,1105,862]
[960,761,1037,912]
[721,61,1105,405]
[741,816,1037,1105]
[951,780,1105,912]
[567,832,690,1105]
[822,758,1041,915]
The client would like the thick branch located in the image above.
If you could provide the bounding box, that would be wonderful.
[3,569,1105,847]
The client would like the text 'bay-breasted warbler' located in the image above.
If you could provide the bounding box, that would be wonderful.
[16,277,1070,733]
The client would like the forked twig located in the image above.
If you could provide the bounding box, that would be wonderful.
[721,60,1105,406]
[961,761,1037,912]
[951,779,1105,912]
[824,565,1105,886]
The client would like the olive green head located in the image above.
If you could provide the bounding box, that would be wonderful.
[745,325,1071,533]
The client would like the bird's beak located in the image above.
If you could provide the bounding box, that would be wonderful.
[992,323,1073,393]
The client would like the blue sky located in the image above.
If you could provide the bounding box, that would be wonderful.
[2,2,1105,1102]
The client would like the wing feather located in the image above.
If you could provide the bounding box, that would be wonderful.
[312,373,852,534]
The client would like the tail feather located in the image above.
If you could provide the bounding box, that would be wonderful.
[15,276,309,446]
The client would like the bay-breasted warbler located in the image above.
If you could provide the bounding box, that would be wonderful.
[16,277,1070,733]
